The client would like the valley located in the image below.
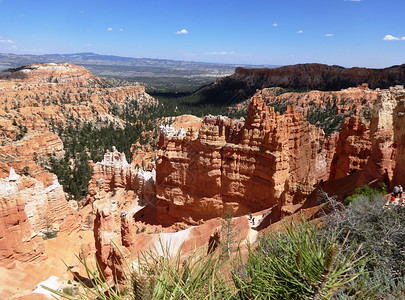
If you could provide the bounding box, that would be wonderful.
[0,61,404,299]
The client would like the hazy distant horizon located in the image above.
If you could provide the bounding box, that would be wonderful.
[0,0,404,68]
[1,51,404,70]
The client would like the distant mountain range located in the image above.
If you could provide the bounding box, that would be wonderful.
[0,52,279,91]
[0,52,276,79]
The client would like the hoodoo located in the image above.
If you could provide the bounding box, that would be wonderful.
[156,91,323,223]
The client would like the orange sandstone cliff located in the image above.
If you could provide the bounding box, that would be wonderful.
[0,168,79,267]
[155,91,324,224]
[357,86,404,186]
[329,117,371,180]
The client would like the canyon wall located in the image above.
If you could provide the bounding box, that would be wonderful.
[199,63,404,105]
[232,64,405,91]
[86,147,156,206]
[0,63,157,132]
[0,168,79,266]
[329,117,371,180]
[357,86,404,186]
[391,87,405,187]
[156,92,324,223]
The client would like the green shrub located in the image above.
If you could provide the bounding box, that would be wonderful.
[42,230,59,240]
[232,218,374,299]
[327,193,405,298]
[44,216,381,299]
[344,183,386,205]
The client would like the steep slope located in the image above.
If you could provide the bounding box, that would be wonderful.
[0,63,157,269]
[199,63,405,105]
[0,63,157,177]
[156,91,324,224]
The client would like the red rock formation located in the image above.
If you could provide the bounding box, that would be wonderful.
[391,86,405,187]
[86,147,156,205]
[93,198,129,281]
[329,117,371,180]
[0,169,79,266]
[156,91,324,223]
[316,133,338,182]
[260,87,378,118]
[131,143,156,169]
[200,63,405,105]
[0,63,157,135]
[0,63,159,295]
[359,86,402,186]
[0,63,99,85]
[0,131,64,179]
[0,194,45,266]
[0,63,157,187]
[232,64,405,90]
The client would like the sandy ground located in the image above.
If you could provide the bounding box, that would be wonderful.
[172,114,203,131]
[0,230,94,299]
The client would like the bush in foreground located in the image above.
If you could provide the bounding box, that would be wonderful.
[232,219,375,299]
[46,216,375,299]
[327,193,405,299]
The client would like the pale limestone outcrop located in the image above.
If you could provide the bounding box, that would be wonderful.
[86,147,156,205]
[316,133,339,181]
[358,86,402,185]
[391,86,405,187]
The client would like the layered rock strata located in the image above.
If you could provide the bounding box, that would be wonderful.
[156,92,323,223]
[0,63,157,140]
[86,147,156,205]
[200,63,405,104]
[391,87,405,187]
[329,117,371,180]
[0,168,79,266]
[260,86,378,118]
[0,131,64,179]
[359,86,403,186]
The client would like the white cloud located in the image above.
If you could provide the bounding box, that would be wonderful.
[325,33,334,37]
[383,34,405,41]
[272,23,278,27]
[0,39,15,44]
[85,43,92,47]
[119,28,124,32]
[176,29,188,35]
[204,51,238,56]
[297,30,303,34]
[107,27,113,31]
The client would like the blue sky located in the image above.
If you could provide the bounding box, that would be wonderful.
[0,0,404,67]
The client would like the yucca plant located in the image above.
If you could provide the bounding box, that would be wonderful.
[231,218,375,299]
[43,239,233,300]
[43,244,135,299]
[134,240,233,299]
[43,214,380,299]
